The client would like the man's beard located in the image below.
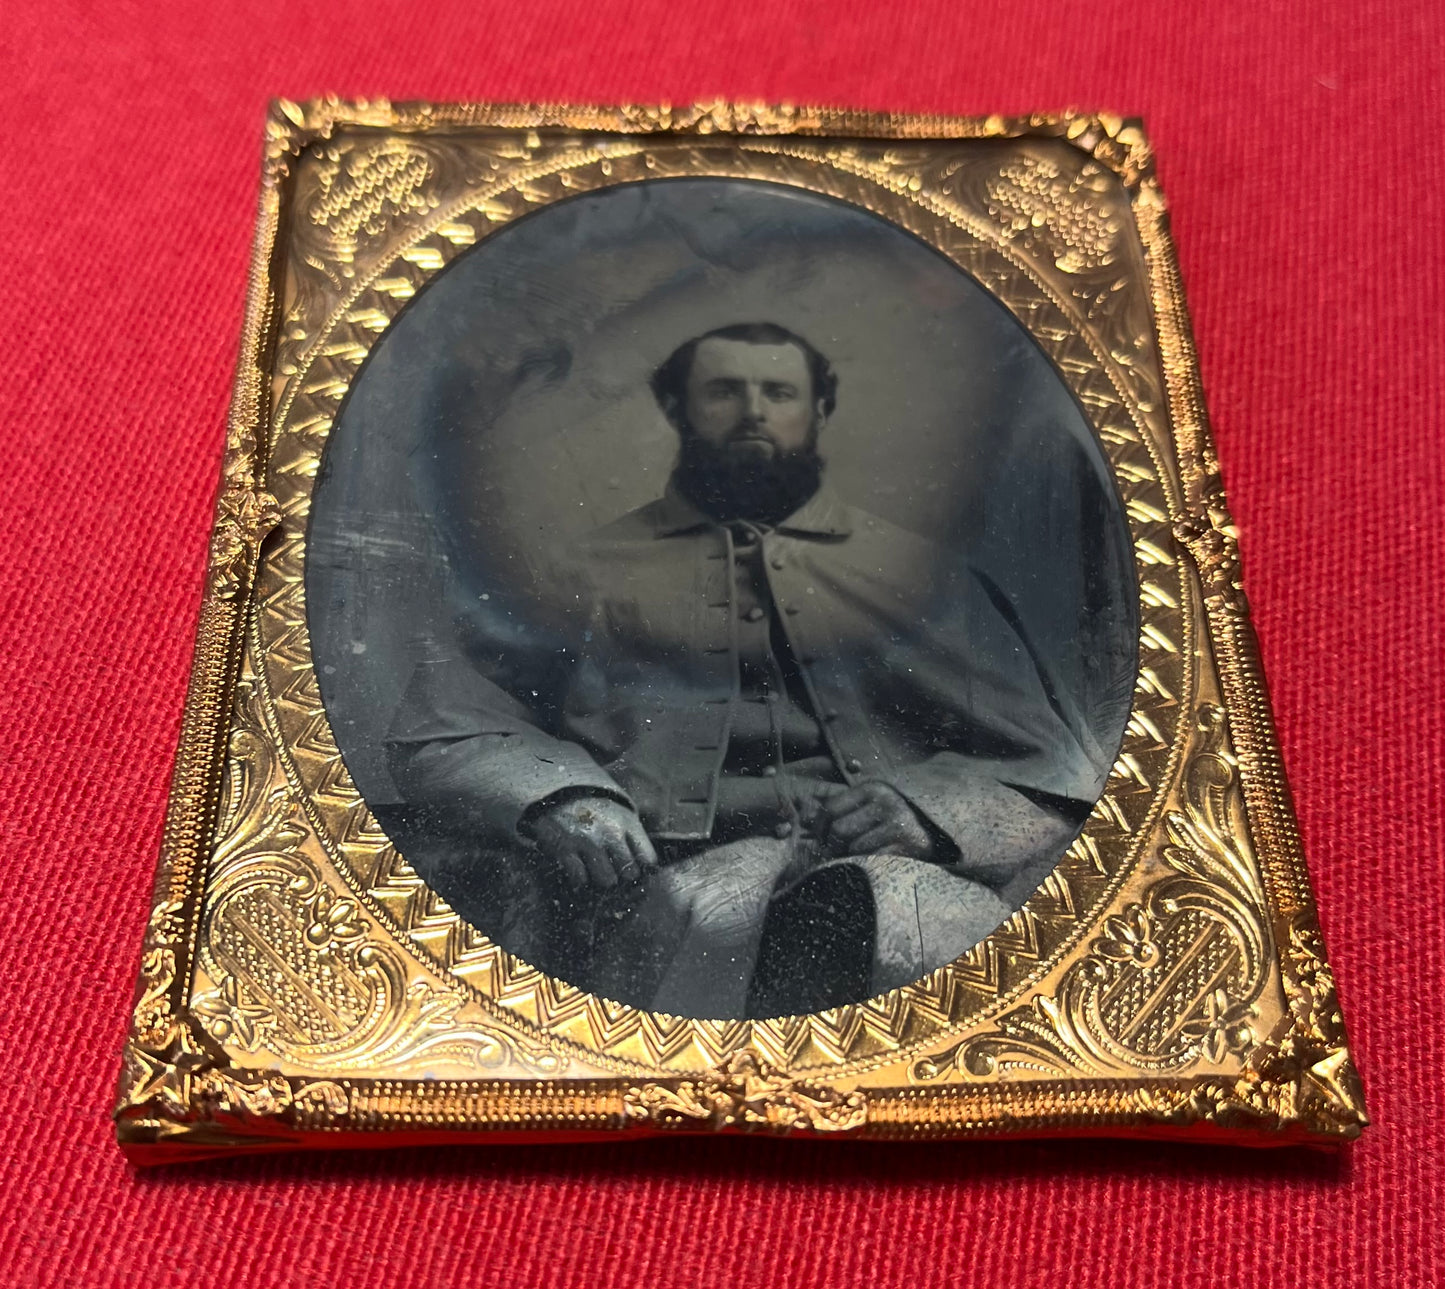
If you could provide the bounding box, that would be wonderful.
[672,429,825,526]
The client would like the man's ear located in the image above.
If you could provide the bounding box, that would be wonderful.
[660,393,685,431]
[813,398,829,427]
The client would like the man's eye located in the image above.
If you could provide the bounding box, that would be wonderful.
[705,384,739,400]
[764,385,798,401]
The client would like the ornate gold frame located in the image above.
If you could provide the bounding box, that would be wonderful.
[114,100,1365,1162]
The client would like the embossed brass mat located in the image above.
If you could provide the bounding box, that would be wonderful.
[115,100,1365,1162]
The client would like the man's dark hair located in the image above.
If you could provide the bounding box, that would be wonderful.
[649,322,839,424]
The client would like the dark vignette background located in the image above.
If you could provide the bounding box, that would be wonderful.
[3,2,1441,1285]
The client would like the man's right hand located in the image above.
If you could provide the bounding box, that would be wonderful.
[525,795,659,891]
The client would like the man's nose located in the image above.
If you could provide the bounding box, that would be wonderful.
[741,385,766,421]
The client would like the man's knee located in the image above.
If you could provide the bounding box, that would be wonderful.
[677,874,770,939]
[652,843,791,938]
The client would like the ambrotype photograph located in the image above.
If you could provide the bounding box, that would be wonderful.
[308,175,1138,1020]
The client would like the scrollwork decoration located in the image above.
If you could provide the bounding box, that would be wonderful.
[207,484,281,602]
[918,704,1270,1082]
[623,1053,866,1133]
[1173,442,1247,616]
[193,654,569,1081]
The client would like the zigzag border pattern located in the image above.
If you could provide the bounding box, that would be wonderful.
[248,136,1188,1074]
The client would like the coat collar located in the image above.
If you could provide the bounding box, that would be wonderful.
[651,480,854,539]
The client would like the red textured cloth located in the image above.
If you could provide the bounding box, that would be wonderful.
[2,2,1441,1285]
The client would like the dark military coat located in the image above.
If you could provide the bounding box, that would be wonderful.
[387,483,1112,897]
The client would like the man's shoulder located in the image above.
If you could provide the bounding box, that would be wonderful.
[548,499,697,593]
[575,497,683,548]
[821,502,944,581]
[800,501,1000,623]
[838,503,938,553]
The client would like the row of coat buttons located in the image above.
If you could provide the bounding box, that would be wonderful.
[725,533,860,781]
[742,688,849,733]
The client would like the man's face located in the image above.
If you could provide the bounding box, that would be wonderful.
[682,338,824,458]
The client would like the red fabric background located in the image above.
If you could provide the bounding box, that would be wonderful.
[2,2,1441,1285]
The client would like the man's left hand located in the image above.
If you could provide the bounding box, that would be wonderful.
[801,781,937,859]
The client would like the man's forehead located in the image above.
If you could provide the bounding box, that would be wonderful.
[689,337,810,381]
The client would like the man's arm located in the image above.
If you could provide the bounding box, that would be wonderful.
[868,565,1111,899]
[387,649,662,891]
[796,771,1080,895]
[386,649,633,841]
[882,759,1091,892]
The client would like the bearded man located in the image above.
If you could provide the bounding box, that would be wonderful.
[386,322,1110,1018]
